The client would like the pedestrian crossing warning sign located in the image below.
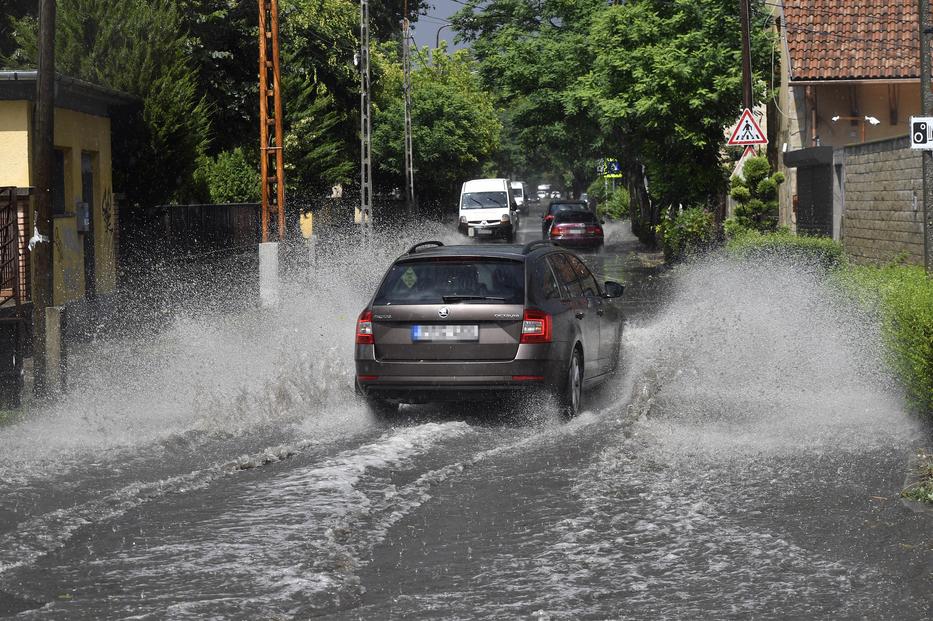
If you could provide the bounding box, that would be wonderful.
[727,108,768,146]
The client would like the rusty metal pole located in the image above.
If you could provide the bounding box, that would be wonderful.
[33,0,56,399]
[270,0,286,240]
[258,0,270,242]
[258,0,286,242]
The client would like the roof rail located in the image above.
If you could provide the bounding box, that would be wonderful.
[522,240,554,255]
[407,240,445,254]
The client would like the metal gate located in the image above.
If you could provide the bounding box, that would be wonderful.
[784,146,834,237]
[0,187,26,407]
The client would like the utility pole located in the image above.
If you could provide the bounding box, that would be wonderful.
[33,0,55,399]
[402,4,416,214]
[258,0,286,242]
[739,0,754,111]
[922,0,933,271]
[360,0,373,231]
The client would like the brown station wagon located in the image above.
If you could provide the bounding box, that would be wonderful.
[354,240,624,418]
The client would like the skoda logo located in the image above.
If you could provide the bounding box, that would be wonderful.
[438,306,450,319]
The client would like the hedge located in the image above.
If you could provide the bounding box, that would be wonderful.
[835,264,933,418]
[726,229,846,270]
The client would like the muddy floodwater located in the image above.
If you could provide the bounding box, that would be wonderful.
[0,221,930,619]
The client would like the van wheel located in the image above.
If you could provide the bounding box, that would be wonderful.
[557,348,583,418]
[355,380,398,419]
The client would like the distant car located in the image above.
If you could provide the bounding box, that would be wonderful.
[542,200,589,235]
[547,210,605,250]
[550,190,562,199]
[354,240,625,418]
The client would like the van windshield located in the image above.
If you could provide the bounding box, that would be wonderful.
[374,260,525,305]
[461,191,508,209]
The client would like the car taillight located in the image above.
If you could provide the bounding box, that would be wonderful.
[549,223,566,237]
[544,215,554,221]
[586,225,603,235]
[356,309,374,344]
[520,309,551,344]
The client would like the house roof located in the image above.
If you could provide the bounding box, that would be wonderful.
[0,71,136,117]
[783,1,918,81]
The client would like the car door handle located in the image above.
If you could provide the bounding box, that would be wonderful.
[575,311,585,320]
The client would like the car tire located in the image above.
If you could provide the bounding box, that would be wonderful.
[557,347,583,418]
[355,380,398,419]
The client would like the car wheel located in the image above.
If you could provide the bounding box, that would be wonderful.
[557,347,583,418]
[355,380,398,419]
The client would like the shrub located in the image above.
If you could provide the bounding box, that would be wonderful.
[835,265,933,418]
[193,148,261,204]
[599,188,630,220]
[726,229,846,271]
[655,207,715,261]
[728,156,785,232]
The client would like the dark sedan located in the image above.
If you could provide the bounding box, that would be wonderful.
[541,200,589,235]
[547,210,605,250]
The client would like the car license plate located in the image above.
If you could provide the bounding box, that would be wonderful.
[411,325,480,342]
[476,228,492,236]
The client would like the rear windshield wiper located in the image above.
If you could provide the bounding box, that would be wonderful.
[442,295,507,303]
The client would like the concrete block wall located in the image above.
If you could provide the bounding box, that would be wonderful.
[840,136,926,265]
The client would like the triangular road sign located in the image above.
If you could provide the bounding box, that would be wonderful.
[728,108,768,146]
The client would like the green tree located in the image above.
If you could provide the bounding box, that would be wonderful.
[727,155,785,233]
[451,0,605,196]
[372,45,502,212]
[9,0,211,207]
[193,147,261,204]
[576,0,773,242]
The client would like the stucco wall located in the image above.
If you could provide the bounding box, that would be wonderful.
[839,136,925,265]
[0,101,31,188]
[0,101,117,305]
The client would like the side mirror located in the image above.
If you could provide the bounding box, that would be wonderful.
[604,281,624,298]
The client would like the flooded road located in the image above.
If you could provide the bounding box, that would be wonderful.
[0,215,930,619]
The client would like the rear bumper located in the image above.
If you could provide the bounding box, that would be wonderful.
[549,236,603,248]
[355,343,566,403]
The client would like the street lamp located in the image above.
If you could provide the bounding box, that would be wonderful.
[435,24,451,48]
[831,115,881,143]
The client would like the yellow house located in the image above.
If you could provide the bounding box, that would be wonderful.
[0,71,133,306]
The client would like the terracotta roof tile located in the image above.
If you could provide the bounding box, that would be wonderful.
[784,0,918,80]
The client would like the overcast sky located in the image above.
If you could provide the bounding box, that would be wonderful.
[411,0,468,51]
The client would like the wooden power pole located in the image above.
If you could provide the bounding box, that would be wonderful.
[922,0,933,271]
[33,0,56,398]
[739,0,754,111]
[258,0,286,241]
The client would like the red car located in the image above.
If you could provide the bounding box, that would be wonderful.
[547,209,604,250]
[541,200,589,235]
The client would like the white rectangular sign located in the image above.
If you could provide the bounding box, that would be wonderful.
[910,116,933,149]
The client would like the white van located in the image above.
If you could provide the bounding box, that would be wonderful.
[458,178,520,242]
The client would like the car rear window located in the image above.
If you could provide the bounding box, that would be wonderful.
[548,203,587,215]
[553,211,598,223]
[373,259,525,305]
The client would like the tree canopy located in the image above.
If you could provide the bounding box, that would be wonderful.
[372,44,502,210]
